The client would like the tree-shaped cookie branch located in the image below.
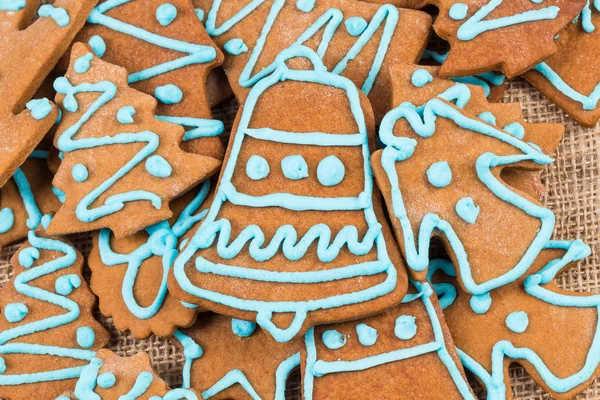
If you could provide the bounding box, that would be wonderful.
[47,43,221,238]
[0,230,109,400]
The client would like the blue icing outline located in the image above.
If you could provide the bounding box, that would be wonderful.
[303,282,475,399]
[378,83,558,296]
[172,46,399,343]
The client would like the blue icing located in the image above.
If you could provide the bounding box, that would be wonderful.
[77,326,96,349]
[26,98,53,120]
[281,155,308,180]
[0,0,25,11]
[156,3,178,26]
[53,187,66,204]
[411,69,433,88]
[455,197,480,224]
[470,292,492,314]
[317,155,345,187]
[505,311,529,333]
[345,17,368,37]
[38,5,70,27]
[0,357,5,373]
[97,372,116,389]
[55,274,81,296]
[478,112,496,125]
[145,155,173,178]
[18,247,40,268]
[533,62,600,111]
[449,3,468,20]
[11,167,44,230]
[117,106,136,124]
[426,161,452,188]
[174,330,203,389]
[88,35,106,57]
[74,53,94,74]
[0,208,14,234]
[72,163,89,183]
[394,315,417,340]
[41,214,53,230]
[246,155,270,180]
[322,330,346,350]
[4,303,28,323]
[296,0,315,12]
[224,38,248,55]
[195,8,205,22]
[231,318,257,337]
[503,122,525,139]
[154,84,183,104]
[356,323,378,346]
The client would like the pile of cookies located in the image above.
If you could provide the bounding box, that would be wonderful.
[0,0,599,399]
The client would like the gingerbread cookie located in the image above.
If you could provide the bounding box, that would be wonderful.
[175,314,300,399]
[62,349,201,400]
[47,43,221,238]
[193,0,432,120]
[88,181,212,339]
[430,0,586,78]
[361,0,428,9]
[523,3,600,127]
[371,69,565,299]
[71,0,226,160]
[0,230,109,400]
[430,239,599,399]
[169,46,408,342]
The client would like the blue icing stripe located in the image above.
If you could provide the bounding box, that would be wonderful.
[72,163,89,183]
[77,326,96,349]
[503,122,525,139]
[426,161,452,188]
[533,62,600,111]
[145,155,172,178]
[88,35,106,57]
[411,69,433,88]
[317,155,345,187]
[195,8,205,22]
[55,274,82,296]
[74,53,94,74]
[246,155,270,180]
[155,84,183,104]
[322,330,346,349]
[478,112,496,126]
[296,0,315,13]
[117,106,136,124]
[38,5,70,27]
[4,303,28,323]
[455,197,480,224]
[224,38,248,55]
[394,315,417,340]
[0,208,14,234]
[0,0,25,11]
[231,318,257,337]
[505,311,529,333]
[97,371,116,389]
[449,3,468,20]
[26,98,53,120]
[345,16,368,37]
[281,155,308,180]
[173,330,203,389]
[156,3,178,26]
[356,323,377,346]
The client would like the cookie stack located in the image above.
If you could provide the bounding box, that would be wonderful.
[0,0,598,399]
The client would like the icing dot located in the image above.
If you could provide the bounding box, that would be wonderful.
[478,112,496,125]
[0,357,5,374]
[322,330,347,350]
[18,247,40,268]
[426,161,452,188]
[41,214,53,230]
[456,197,480,224]
[281,155,309,180]
[154,84,183,104]
[38,5,70,27]
[183,340,203,359]
[345,17,368,36]
[88,35,106,57]
[224,38,248,55]
[506,311,529,333]
[449,3,468,20]
[317,155,345,187]
[411,69,433,88]
[77,326,96,348]
[470,293,492,314]
[4,303,28,323]
[26,98,53,120]
[246,155,270,180]
[74,52,94,74]
[503,122,525,139]
[55,274,81,296]
[356,323,378,346]
[0,208,14,234]
[195,8,205,22]
[97,372,116,389]
[156,3,178,26]
[145,155,173,178]
[296,0,315,12]
[231,318,257,337]
[395,315,417,340]
[0,0,25,11]
[72,163,89,182]
[117,106,136,124]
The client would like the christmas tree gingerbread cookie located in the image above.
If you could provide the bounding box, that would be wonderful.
[174,314,300,399]
[73,0,226,160]
[302,282,475,400]
[523,3,600,127]
[88,181,212,339]
[371,68,565,300]
[192,0,432,120]
[0,230,109,400]
[169,46,408,342]
[47,43,221,238]
[430,240,600,399]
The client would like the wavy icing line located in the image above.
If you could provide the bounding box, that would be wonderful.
[205,0,398,95]
[0,231,98,386]
[87,0,224,139]
[429,238,598,399]
[378,83,556,297]
[98,181,210,320]
[173,46,398,342]
[302,282,474,400]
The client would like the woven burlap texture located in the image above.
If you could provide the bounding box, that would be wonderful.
[1,77,599,398]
